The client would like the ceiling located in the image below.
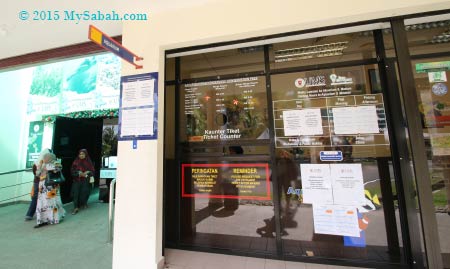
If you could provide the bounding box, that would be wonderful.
[0,0,218,60]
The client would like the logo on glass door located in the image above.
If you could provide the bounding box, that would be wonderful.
[294,78,307,88]
[294,76,326,88]
[330,74,353,85]
[432,83,448,96]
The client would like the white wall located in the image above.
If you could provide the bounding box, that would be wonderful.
[0,68,34,204]
[0,67,55,204]
[114,1,450,269]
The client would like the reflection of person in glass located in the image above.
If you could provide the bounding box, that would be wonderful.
[207,146,243,214]
[256,149,299,237]
[332,136,355,161]
[222,146,243,211]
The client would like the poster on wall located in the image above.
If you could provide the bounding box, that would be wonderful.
[27,54,121,117]
[118,72,158,140]
[182,163,271,200]
[182,77,269,142]
[26,121,44,168]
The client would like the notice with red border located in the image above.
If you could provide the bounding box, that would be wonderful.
[182,163,271,200]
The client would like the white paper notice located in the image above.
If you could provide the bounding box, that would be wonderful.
[136,107,155,136]
[313,204,360,237]
[120,108,155,137]
[283,109,323,136]
[333,106,379,135]
[300,164,333,204]
[330,164,365,206]
[121,79,155,108]
[428,71,447,83]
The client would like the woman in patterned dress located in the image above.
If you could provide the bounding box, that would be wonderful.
[34,152,66,228]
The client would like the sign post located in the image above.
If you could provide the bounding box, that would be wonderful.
[88,25,143,69]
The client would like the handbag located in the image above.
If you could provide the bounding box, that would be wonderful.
[45,170,65,186]
[89,176,95,184]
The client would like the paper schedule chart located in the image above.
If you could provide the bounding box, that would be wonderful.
[273,93,388,148]
[121,79,155,108]
[118,73,158,140]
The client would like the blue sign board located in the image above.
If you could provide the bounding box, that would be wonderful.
[101,37,135,64]
[319,151,343,161]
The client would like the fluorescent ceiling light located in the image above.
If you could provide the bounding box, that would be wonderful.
[274,41,348,62]
[430,29,450,44]
[166,23,388,58]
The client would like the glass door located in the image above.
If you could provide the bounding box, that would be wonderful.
[269,64,403,264]
[164,23,426,267]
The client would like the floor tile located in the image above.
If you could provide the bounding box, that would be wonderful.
[285,261,306,269]
[265,259,286,269]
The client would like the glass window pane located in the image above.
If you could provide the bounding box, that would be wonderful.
[271,64,402,264]
[270,32,376,70]
[180,47,265,80]
[179,76,269,144]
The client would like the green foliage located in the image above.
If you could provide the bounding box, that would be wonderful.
[433,190,448,207]
[102,126,118,156]
[30,66,63,97]
[186,109,207,136]
[436,102,445,110]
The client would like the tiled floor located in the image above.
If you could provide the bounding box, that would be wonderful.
[0,198,112,269]
[164,248,370,269]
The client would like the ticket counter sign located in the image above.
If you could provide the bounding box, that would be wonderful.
[182,163,271,200]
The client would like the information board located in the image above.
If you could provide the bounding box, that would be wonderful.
[182,77,269,142]
[182,163,271,200]
[118,72,158,140]
[273,93,388,148]
[26,121,44,168]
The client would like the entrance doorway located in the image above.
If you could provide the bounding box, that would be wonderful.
[52,117,103,204]
[163,21,439,268]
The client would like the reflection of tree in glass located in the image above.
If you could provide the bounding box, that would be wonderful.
[186,109,206,136]
[65,58,98,94]
[102,126,118,156]
[225,96,265,138]
[30,66,63,97]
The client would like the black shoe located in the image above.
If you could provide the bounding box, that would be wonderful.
[34,222,48,228]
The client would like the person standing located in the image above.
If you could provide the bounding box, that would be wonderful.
[25,148,52,221]
[35,152,66,228]
[71,149,95,215]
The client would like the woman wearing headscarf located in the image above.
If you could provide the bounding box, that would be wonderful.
[35,152,66,228]
[71,149,95,215]
[25,148,52,221]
